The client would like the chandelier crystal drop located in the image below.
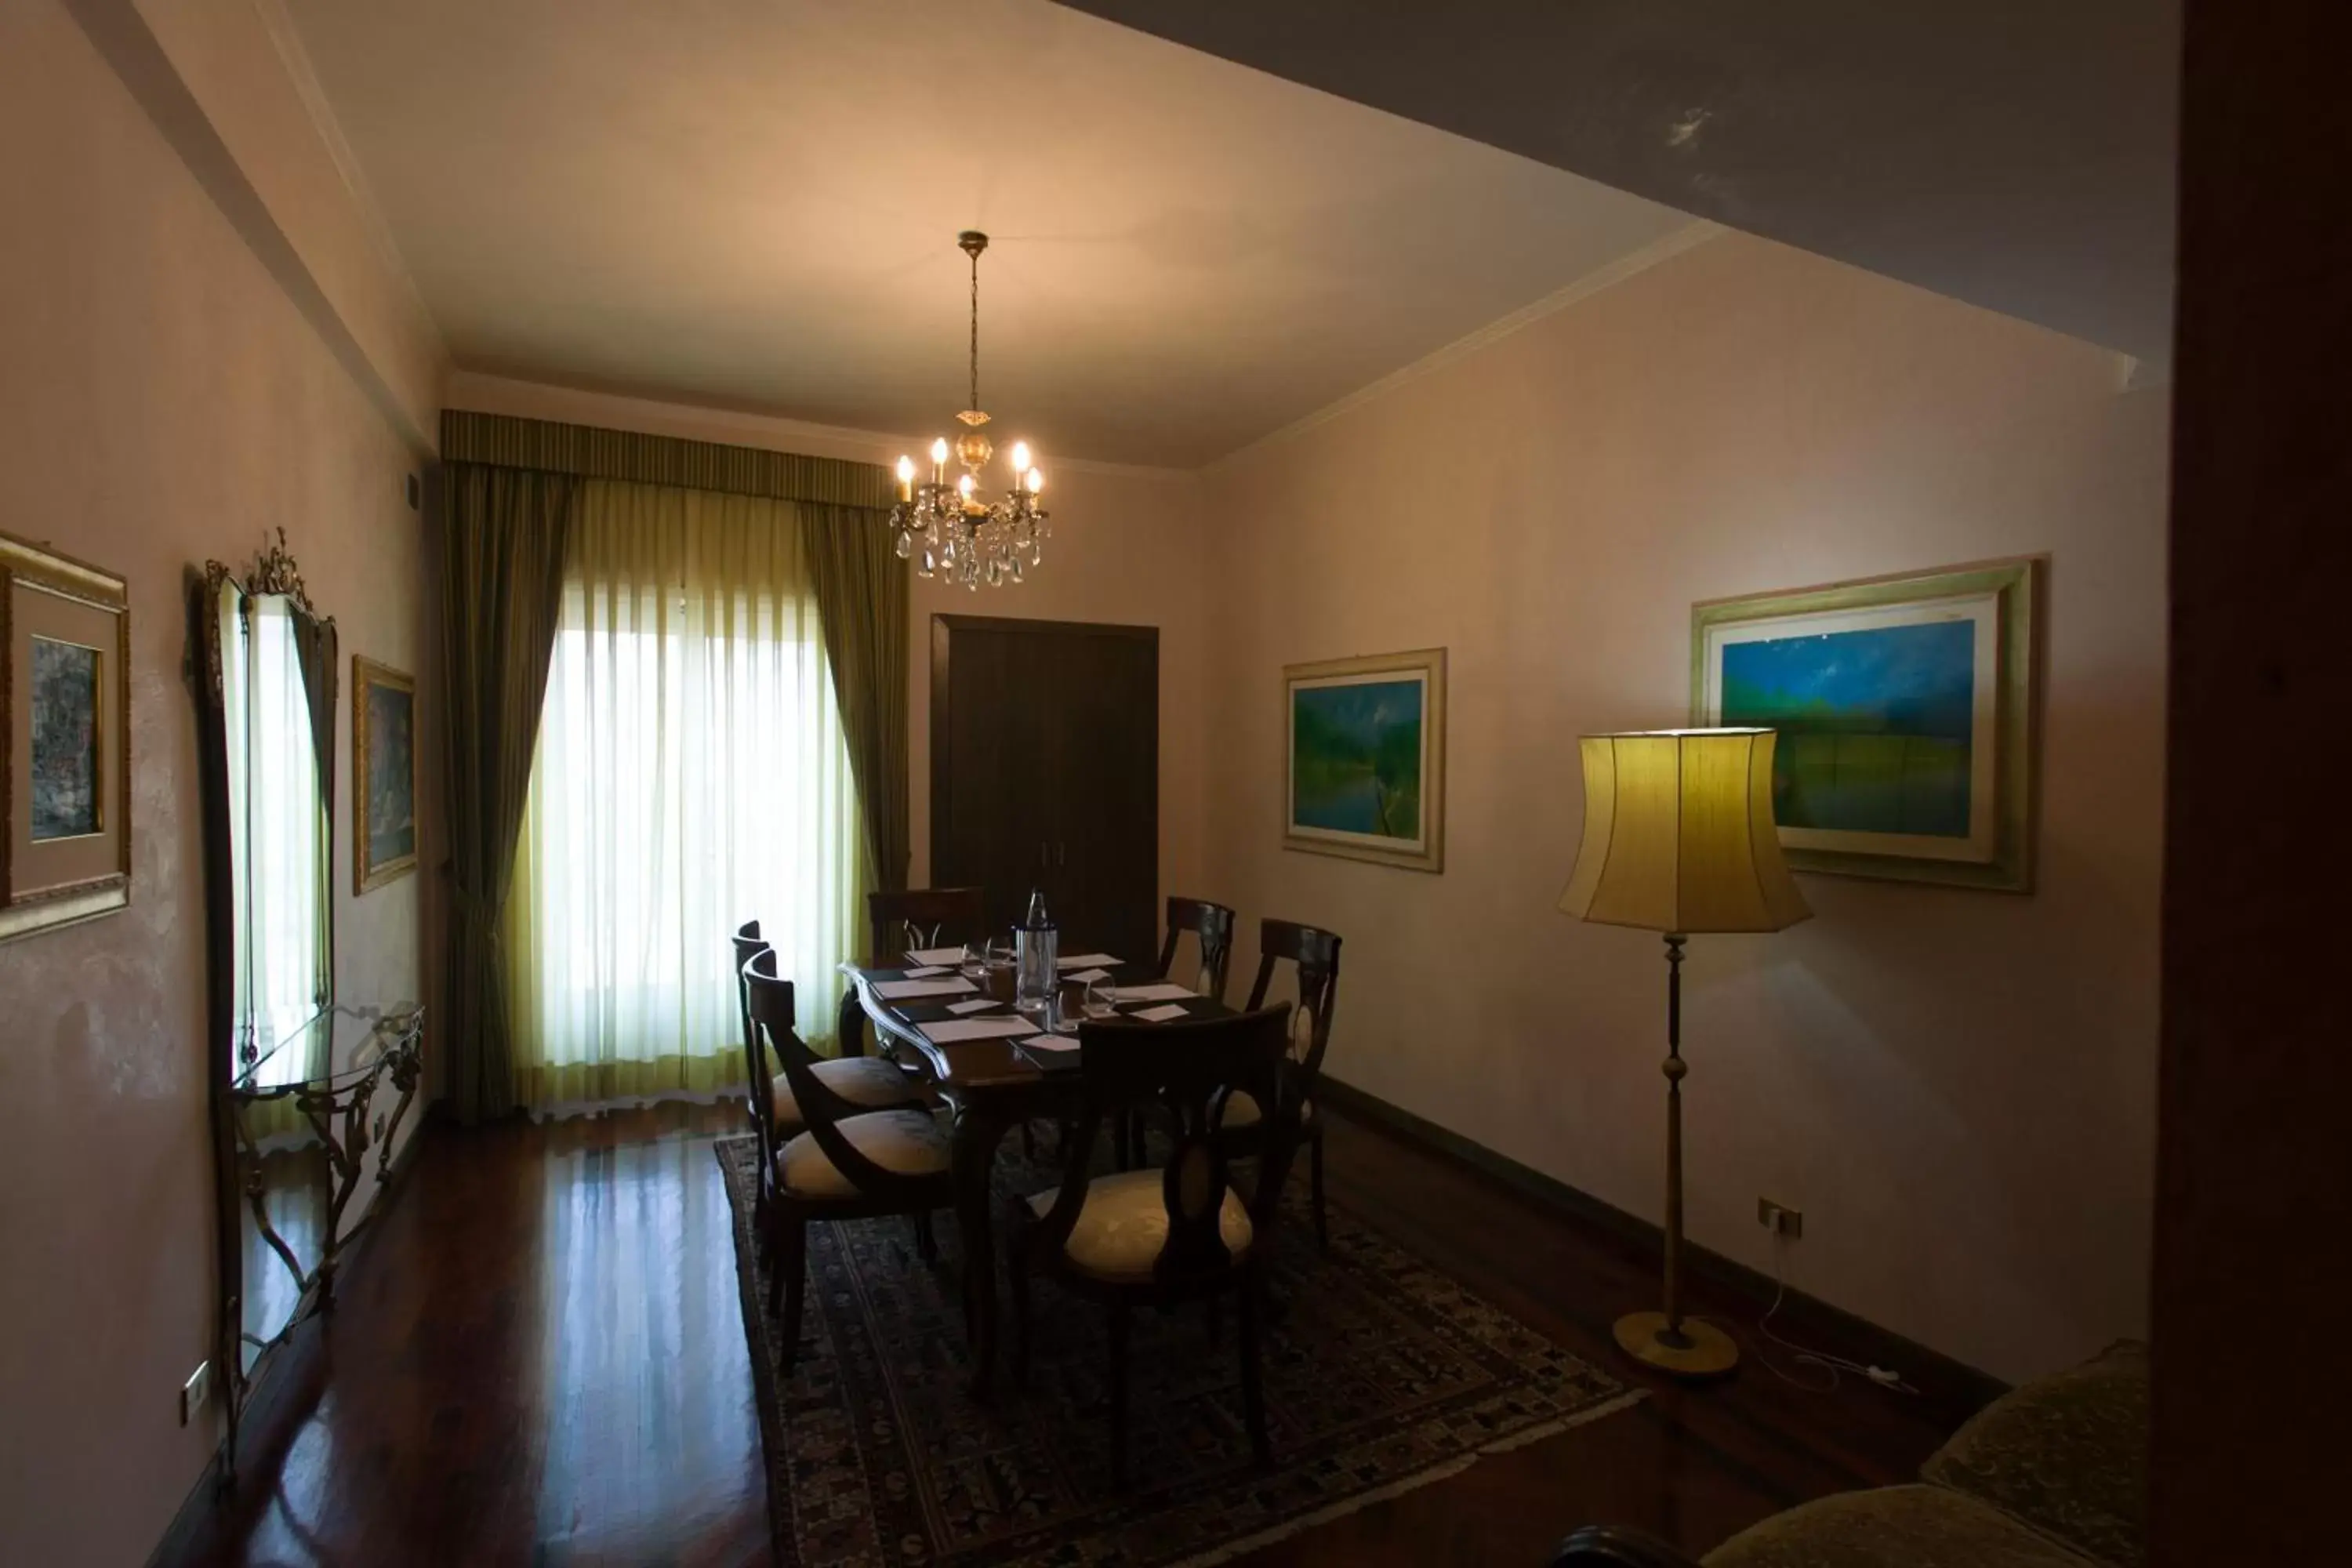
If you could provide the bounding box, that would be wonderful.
[890,231,1050,590]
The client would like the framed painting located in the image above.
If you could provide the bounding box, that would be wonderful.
[353,656,416,893]
[1283,648,1446,873]
[1692,557,2042,891]
[2,530,131,942]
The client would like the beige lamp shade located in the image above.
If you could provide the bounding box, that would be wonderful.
[1559,729,1813,935]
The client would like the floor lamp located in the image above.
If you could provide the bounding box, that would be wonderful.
[1558,728,1811,1379]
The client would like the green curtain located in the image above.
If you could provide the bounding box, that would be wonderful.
[440,462,577,1123]
[503,481,870,1109]
[803,503,910,892]
[441,410,898,509]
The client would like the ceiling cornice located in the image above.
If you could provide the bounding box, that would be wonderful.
[249,0,441,346]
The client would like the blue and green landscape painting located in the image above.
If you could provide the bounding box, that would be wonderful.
[1719,620,1975,837]
[1291,677,1424,841]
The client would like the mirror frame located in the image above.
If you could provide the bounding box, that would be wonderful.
[192,535,339,1462]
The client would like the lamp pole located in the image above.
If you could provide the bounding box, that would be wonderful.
[1661,931,1689,1346]
[1609,930,1740,1377]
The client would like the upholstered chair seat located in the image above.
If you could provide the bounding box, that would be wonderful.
[780,1109,951,1200]
[1703,1484,2099,1568]
[1025,1168,1253,1283]
[774,1055,923,1131]
[1215,1089,1313,1128]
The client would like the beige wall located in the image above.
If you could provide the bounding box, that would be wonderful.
[1201,230,2169,1383]
[445,373,1213,915]
[0,2,435,1560]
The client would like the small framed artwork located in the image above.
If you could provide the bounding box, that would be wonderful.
[1692,557,2042,891]
[353,656,416,893]
[3,530,131,942]
[1283,647,1446,873]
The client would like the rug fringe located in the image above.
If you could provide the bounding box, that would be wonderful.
[1479,1388,1650,1456]
[1165,1387,1649,1568]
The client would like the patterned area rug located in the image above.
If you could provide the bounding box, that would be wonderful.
[714,1131,1638,1567]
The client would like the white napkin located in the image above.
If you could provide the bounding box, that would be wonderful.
[919,1016,1040,1044]
[1021,1034,1080,1054]
[1064,967,1112,984]
[1057,953,1121,969]
[903,965,951,979]
[873,977,978,1000]
[1112,982,1196,1003]
[1134,1003,1192,1023]
[946,998,1000,1015]
[906,946,967,967]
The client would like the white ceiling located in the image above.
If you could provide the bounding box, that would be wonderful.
[1057,0,2180,367]
[278,0,1691,468]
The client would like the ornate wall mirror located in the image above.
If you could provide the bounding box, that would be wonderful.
[194,535,423,1477]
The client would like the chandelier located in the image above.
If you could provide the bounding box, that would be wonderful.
[890,231,1050,589]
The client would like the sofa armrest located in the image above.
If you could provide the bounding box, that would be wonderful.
[1549,1525,1706,1568]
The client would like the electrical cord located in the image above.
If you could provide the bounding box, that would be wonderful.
[1750,1229,1921,1396]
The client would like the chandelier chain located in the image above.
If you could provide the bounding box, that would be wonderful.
[968,247,981,413]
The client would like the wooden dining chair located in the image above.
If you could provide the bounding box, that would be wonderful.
[1004,1004,1301,1487]
[844,886,992,1062]
[1220,919,1341,1249]
[866,885,989,967]
[735,920,927,1180]
[742,950,956,1370]
[1155,896,1237,1001]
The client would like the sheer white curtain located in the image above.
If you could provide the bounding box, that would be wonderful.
[506,480,867,1109]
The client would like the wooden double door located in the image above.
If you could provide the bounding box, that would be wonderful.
[931,615,1159,964]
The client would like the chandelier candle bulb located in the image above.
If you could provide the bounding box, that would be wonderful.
[1026,466,1044,494]
[1010,441,1032,475]
[895,456,915,501]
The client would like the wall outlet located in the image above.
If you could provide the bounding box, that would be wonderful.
[1757,1198,1804,1240]
[180,1360,212,1427]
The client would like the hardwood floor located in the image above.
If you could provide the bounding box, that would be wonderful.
[176,1102,1956,1567]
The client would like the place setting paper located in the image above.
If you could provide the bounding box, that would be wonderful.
[873,976,978,1000]
[919,1015,1042,1044]
[905,946,967,967]
[1111,982,1196,1004]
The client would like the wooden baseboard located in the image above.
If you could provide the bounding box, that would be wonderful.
[145,1102,445,1568]
[1314,1076,2009,1424]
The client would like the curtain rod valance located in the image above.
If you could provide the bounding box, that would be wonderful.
[441,410,898,511]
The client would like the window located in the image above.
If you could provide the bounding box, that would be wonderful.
[506,482,866,1109]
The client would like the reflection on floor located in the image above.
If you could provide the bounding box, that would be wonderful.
[181,1102,1956,1567]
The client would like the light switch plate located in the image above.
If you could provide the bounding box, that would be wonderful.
[180,1360,211,1426]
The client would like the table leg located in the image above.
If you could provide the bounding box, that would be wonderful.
[951,1102,1012,1396]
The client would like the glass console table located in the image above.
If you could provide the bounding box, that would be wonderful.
[216,1002,423,1478]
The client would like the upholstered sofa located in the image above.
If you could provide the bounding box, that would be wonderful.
[1552,1341,2147,1568]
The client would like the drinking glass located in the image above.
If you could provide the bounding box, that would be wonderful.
[1083,976,1118,1020]
[959,940,987,981]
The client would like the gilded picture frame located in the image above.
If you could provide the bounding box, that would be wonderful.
[352,656,417,894]
[1283,647,1447,873]
[1691,557,2042,892]
[2,528,132,942]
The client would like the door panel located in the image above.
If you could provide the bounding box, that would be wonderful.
[932,616,1158,958]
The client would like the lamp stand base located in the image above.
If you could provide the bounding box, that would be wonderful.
[1613,1311,1740,1380]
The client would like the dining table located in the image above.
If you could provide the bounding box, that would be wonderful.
[837,948,1235,1395]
